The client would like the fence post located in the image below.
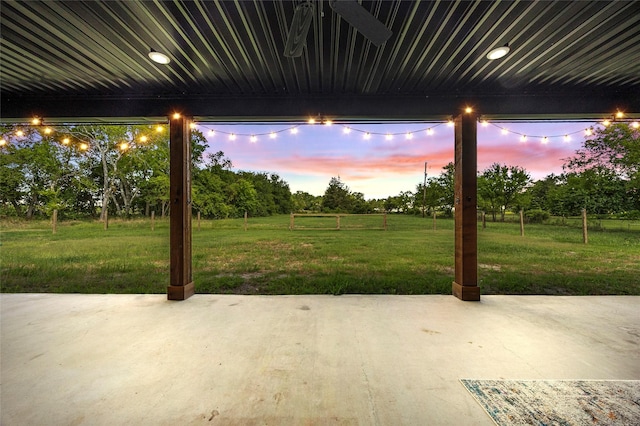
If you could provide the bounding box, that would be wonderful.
[244,211,248,231]
[433,210,437,230]
[520,209,524,237]
[52,209,58,234]
[197,211,201,231]
[582,208,588,244]
[336,215,341,230]
[151,211,155,231]
[290,213,294,230]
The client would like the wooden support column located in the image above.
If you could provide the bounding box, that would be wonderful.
[452,112,480,301]
[168,115,195,300]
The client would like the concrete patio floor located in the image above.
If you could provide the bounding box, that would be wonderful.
[1,294,639,425]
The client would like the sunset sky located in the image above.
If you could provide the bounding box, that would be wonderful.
[196,120,594,199]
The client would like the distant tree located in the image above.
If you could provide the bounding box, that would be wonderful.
[478,163,531,221]
[292,191,321,212]
[322,177,352,212]
[436,162,455,214]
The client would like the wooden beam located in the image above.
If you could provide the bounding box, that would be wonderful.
[168,115,194,300]
[452,112,480,301]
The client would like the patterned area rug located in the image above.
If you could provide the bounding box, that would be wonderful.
[460,379,640,425]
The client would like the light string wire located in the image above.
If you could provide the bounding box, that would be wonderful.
[1,114,638,149]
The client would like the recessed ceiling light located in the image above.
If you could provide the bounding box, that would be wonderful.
[148,49,170,64]
[486,44,510,60]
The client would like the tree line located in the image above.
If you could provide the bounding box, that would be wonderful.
[1,122,638,221]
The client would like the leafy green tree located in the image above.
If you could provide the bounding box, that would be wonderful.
[229,178,258,216]
[292,191,321,212]
[322,177,352,212]
[478,163,531,221]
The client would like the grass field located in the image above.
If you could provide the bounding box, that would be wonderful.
[1,215,639,295]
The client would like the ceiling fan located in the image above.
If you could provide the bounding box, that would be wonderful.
[284,0,393,57]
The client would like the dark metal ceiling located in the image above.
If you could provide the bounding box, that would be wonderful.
[1,0,639,121]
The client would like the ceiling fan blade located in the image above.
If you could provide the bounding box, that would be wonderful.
[329,0,392,47]
[284,2,315,57]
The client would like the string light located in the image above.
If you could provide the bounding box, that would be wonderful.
[139,135,148,142]
[632,121,639,129]
[405,132,413,140]
[0,138,6,147]
[229,133,236,141]
[520,135,527,142]
[250,135,258,143]
[501,128,508,135]
[364,132,371,140]
[156,126,164,133]
[343,127,351,134]
[62,137,70,145]
[79,143,88,150]
[427,128,434,135]
[542,136,549,144]
[602,119,611,127]
[481,120,489,127]
[564,135,570,142]
[44,127,52,134]
[324,120,333,126]
[269,132,277,139]
[32,118,41,125]
[385,133,393,141]
[446,120,454,127]
[290,128,298,135]
[585,128,593,136]
[120,142,129,151]
[465,107,473,113]
[16,130,24,137]
[208,130,215,136]
[308,118,316,124]
[616,111,624,119]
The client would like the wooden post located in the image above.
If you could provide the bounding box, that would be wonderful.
[290,213,294,230]
[520,209,525,237]
[52,209,58,234]
[482,211,486,230]
[336,215,341,230]
[168,115,195,301]
[452,112,480,301]
[582,208,588,244]
[383,212,387,231]
[433,210,437,230]
[104,209,108,231]
[197,211,201,232]
[151,211,155,231]
[244,211,248,231]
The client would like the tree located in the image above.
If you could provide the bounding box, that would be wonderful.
[322,177,352,212]
[436,162,455,215]
[565,122,640,213]
[478,163,531,221]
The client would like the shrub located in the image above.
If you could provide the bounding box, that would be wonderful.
[525,209,550,223]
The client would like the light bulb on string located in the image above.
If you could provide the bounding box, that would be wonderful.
[481,120,489,127]
[308,118,316,125]
[385,133,393,141]
[189,123,196,130]
[364,132,371,140]
[0,139,7,147]
[44,127,52,135]
[229,133,236,141]
[208,130,215,137]
[405,132,413,140]
[120,142,129,151]
[290,128,299,135]
[520,135,527,143]
[172,113,181,120]
[343,127,351,134]
[585,128,592,136]
[250,135,258,143]
[269,132,277,139]
[156,126,164,133]
[31,117,41,125]
[541,136,549,144]
[62,137,70,145]
[446,120,454,127]
[501,128,508,135]
[79,143,88,151]
[427,128,434,135]
[140,135,148,143]
[324,120,333,126]
[616,111,624,119]
[564,135,570,142]
[16,130,24,137]
[632,121,639,129]
[602,119,611,127]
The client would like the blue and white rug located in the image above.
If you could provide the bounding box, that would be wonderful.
[460,379,640,425]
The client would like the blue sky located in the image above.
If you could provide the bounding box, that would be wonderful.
[195,120,593,199]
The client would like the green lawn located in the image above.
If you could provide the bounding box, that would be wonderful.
[1,215,638,295]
